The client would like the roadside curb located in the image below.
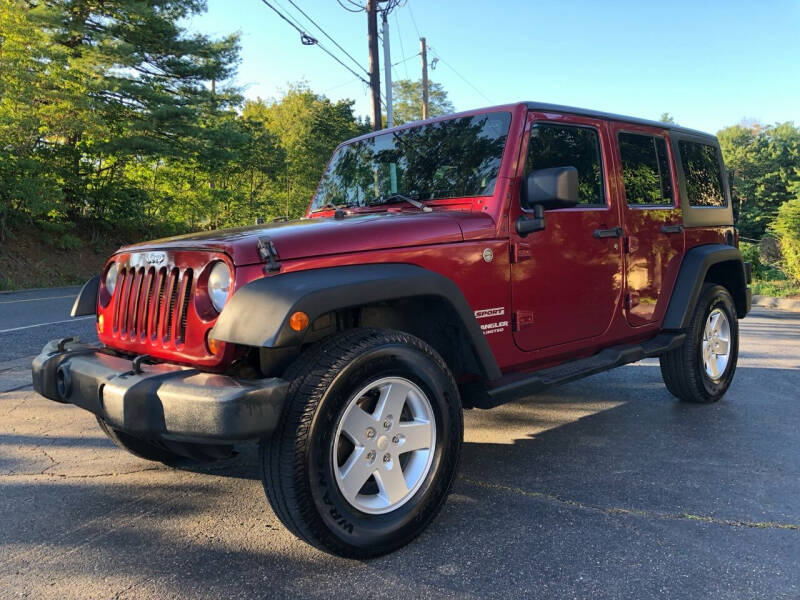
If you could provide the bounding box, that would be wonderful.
[752,295,800,312]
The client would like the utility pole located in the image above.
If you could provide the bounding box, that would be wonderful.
[420,37,429,120]
[382,11,393,128]
[366,0,382,130]
[382,9,397,193]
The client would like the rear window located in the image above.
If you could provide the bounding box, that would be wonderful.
[679,140,726,207]
[527,123,604,206]
[618,132,673,206]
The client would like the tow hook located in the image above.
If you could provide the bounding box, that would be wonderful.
[131,354,151,375]
[57,337,75,353]
[56,363,72,401]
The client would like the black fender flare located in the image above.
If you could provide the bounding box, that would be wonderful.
[210,263,502,381]
[662,244,750,330]
[71,274,100,317]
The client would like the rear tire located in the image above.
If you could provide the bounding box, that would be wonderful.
[261,328,462,558]
[96,416,235,465]
[659,284,739,403]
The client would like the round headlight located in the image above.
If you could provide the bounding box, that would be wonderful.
[105,262,119,296]
[208,262,232,313]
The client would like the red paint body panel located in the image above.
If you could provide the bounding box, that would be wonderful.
[98,102,736,378]
[509,112,624,352]
[609,121,686,328]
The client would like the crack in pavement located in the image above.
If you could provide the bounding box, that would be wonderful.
[0,465,165,479]
[460,476,800,532]
[38,445,58,474]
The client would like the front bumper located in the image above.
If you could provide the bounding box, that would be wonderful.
[32,339,288,443]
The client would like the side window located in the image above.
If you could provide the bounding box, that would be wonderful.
[678,140,726,207]
[618,132,673,206]
[527,123,604,206]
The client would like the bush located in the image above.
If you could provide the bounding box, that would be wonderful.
[740,242,763,277]
[772,199,800,283]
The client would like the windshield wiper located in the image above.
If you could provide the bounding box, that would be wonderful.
[367,193,432,212]
[311,203,346,213]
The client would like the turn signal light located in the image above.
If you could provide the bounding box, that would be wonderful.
[97,314,104,334]
[289,311,310,331]
[207,335,223,355]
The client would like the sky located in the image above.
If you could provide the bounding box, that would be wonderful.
[189,0,800,134]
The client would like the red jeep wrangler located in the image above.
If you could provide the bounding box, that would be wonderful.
[33,102,751,557]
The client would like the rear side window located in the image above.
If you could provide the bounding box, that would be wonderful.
[618,132,673,206]
[527,123,604,206]
[679,141,726,207]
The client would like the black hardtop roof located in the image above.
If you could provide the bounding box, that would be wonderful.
[524,101,718,141]
[342,101,718,146]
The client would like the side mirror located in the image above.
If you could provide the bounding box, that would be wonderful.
[522,166,579,210]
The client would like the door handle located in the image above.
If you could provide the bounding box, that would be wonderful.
[660,224,684,235]
[593,227,623,239]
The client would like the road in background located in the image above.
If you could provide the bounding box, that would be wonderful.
[0,287,96,364]
[1,291,799,599]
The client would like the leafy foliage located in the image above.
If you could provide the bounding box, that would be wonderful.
[659,112,676,124]
[244,85,368,218]
[391,79,454,125]
[0,2,366,244]
[771,199,800,283]
[718,122,800,239]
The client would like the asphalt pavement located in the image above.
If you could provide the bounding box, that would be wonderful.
[1,287,799,599]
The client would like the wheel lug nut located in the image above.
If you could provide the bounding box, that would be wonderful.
[365,427,375,439]
[383,419,391,430]
[366,450,376,462]
[383,453,391,463]
[392,435,399,444]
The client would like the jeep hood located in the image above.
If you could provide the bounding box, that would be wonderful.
[118,211,496,266]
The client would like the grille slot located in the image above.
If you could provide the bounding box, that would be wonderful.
[152,267,166,340]
[177,269,193,344]
[111,261,194,349]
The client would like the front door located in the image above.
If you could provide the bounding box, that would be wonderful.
[611,123,685,327]
[510,113,624,352]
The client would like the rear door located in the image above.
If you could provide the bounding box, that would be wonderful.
[612,123,685,326]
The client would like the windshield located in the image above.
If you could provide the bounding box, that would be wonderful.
[311,111,512,211]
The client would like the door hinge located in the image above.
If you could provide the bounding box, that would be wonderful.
[510,242,531,263]
[512,310,535,331]
[625,292,639,310]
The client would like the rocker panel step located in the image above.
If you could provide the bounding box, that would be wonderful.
[465,333,685,409]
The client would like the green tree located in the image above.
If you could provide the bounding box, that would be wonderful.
[772,199,800,283]
[659,112,676,124]
[244,84,368,218]
[718,122,800,238]
[0,0,245,236]
[0,1,67,239]
[391,79,454,125]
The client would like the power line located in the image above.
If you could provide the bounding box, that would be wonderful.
[392,53,418,68]
[427,45,494,105]
[393,9,410,79]
[407,0,421,38]
[258,0,370,86]
[337,0,365,12]
[284,0,368,76]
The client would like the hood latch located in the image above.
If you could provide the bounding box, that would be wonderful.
[258,237,282,273]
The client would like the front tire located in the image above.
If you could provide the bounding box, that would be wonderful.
[262,328,462,558]
[660,284,739,403]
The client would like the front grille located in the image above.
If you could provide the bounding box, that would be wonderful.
[113,265,194,347]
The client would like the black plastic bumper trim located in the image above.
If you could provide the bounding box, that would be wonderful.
[32,339,288,442]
